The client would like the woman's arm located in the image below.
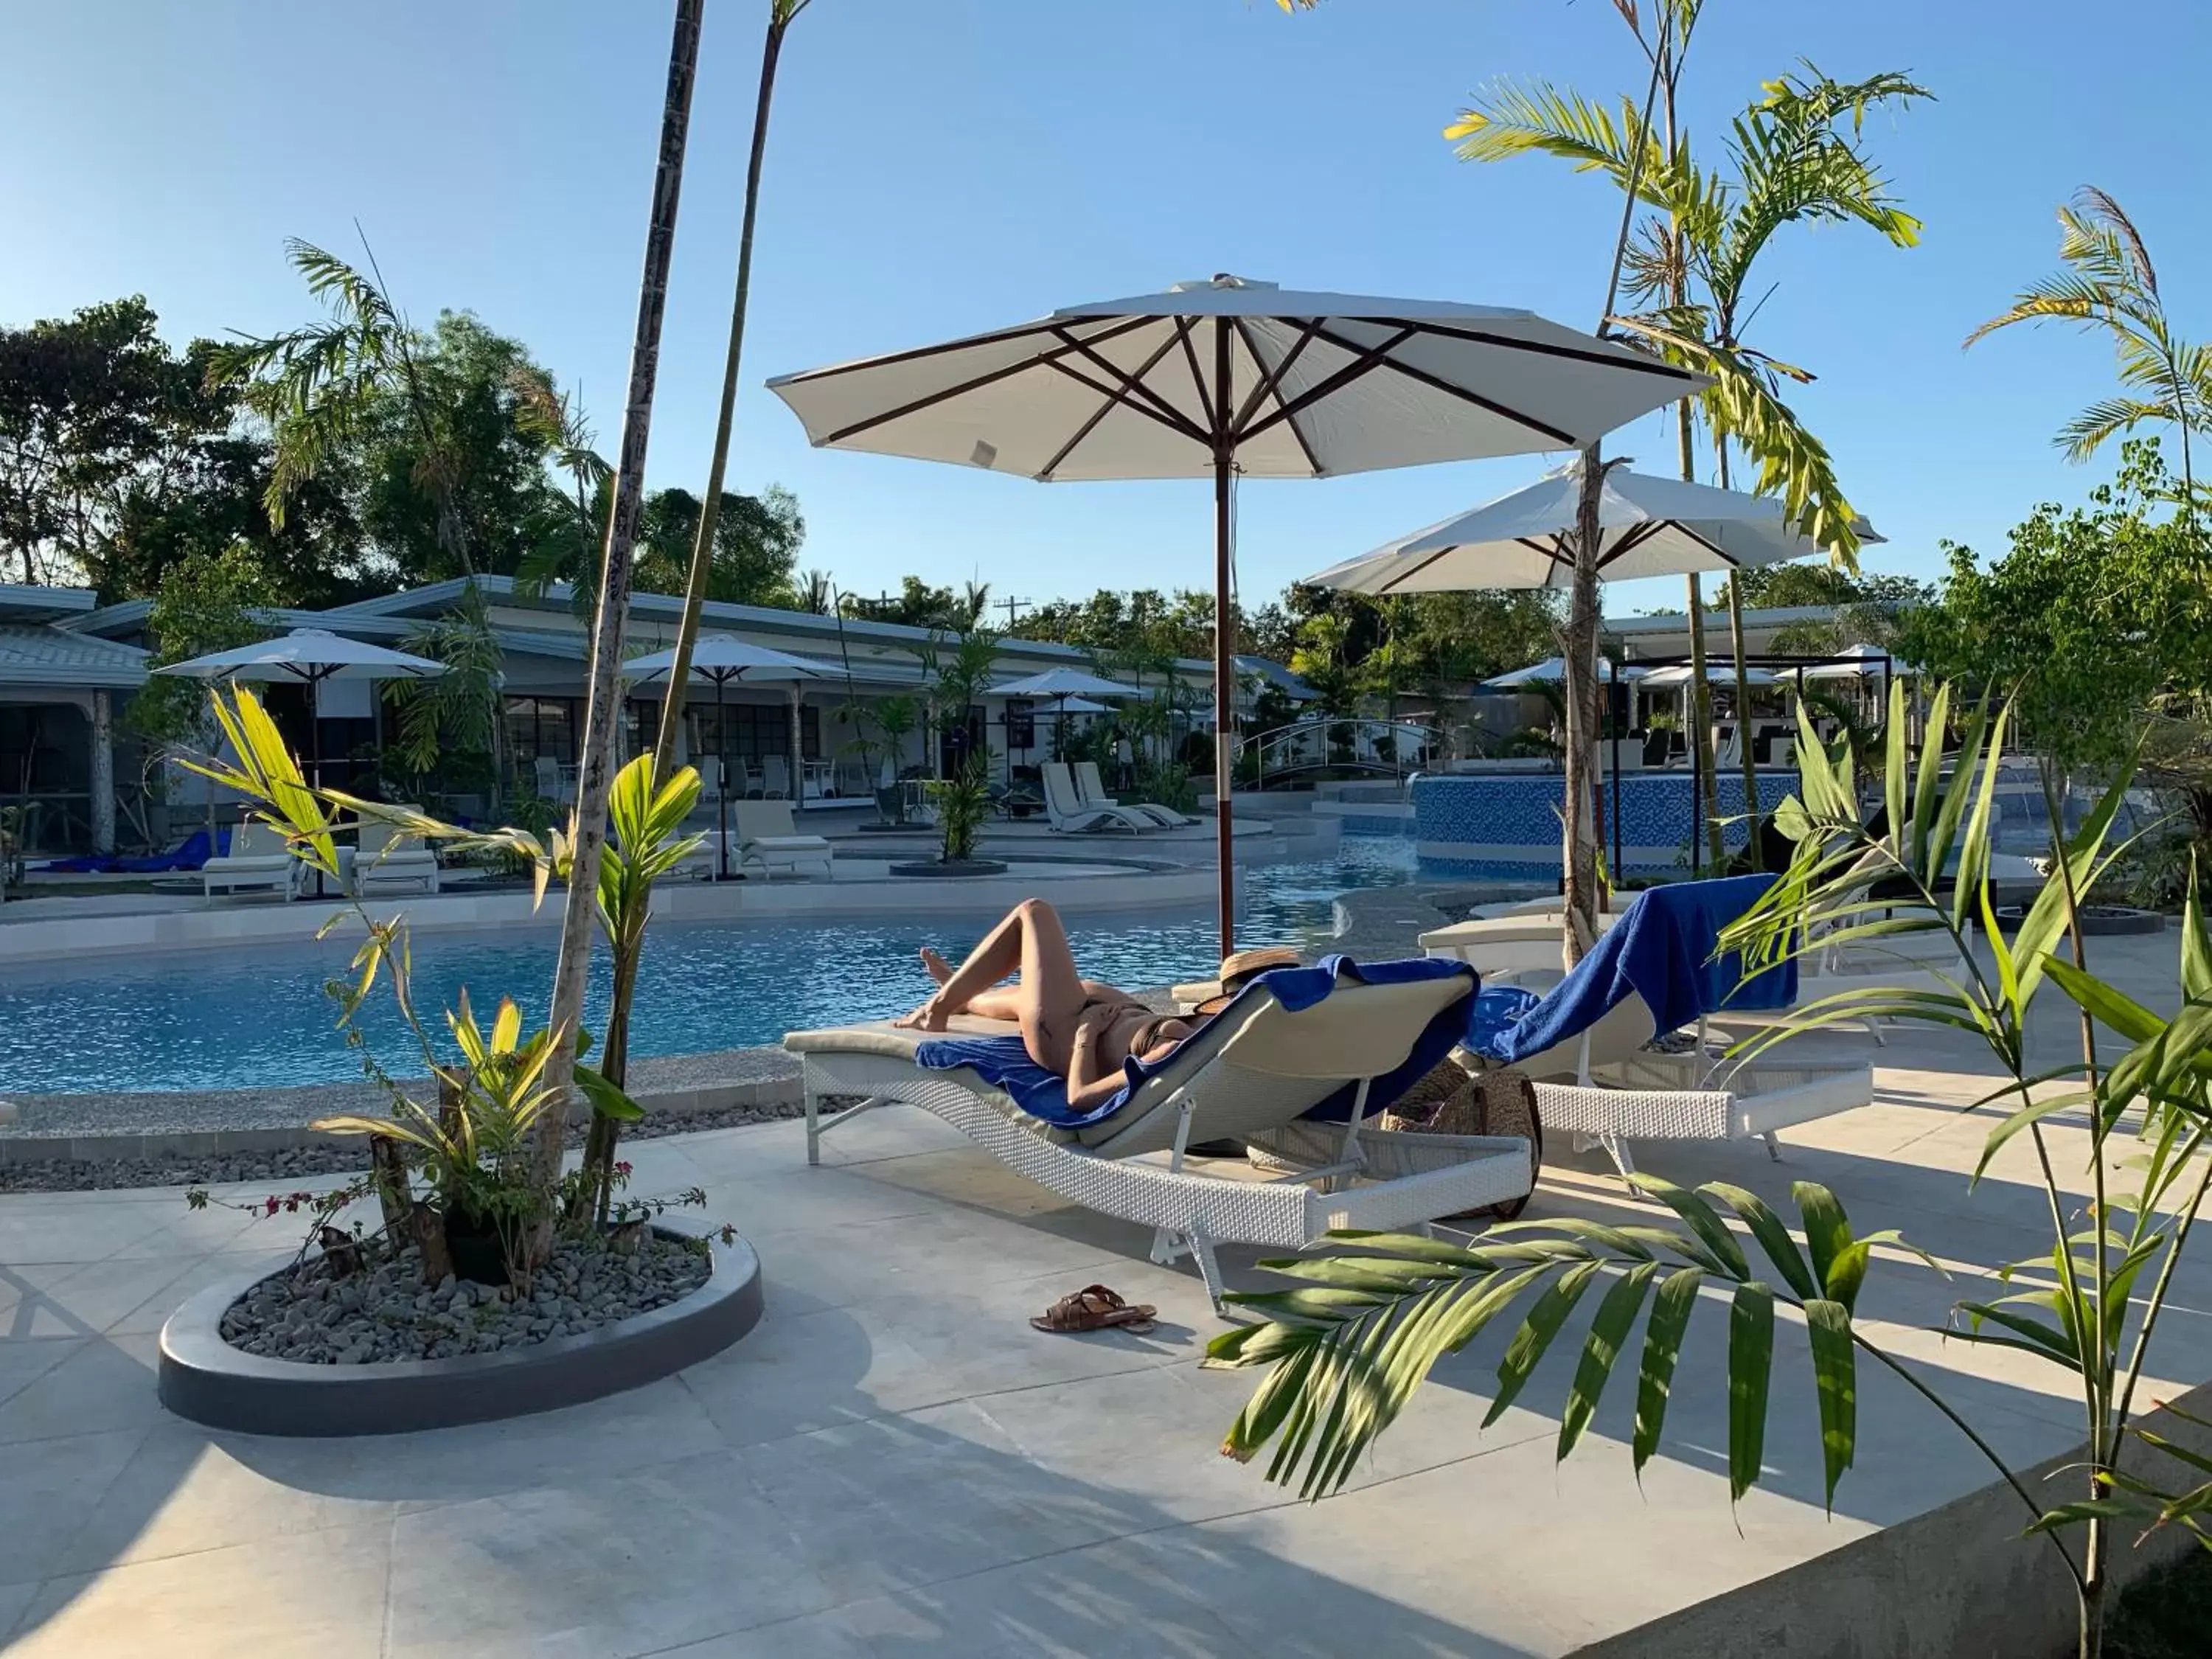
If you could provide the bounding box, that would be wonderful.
[1062,1014,1127,1112]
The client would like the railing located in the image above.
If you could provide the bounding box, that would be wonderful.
[1233,718,1438,790]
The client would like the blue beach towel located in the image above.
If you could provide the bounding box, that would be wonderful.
[914,954,1476,1130]
[37,827,226,875]
[1473,875,1796,1068]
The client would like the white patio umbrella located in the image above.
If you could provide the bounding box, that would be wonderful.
[1798,642,1917,681]
[1304,458,1882,596]
[1482,656,1649,687]
[768,275,1701,953]
[622,634,826,880]
[1638,663,1779,687]
[992,667,1132,771]
[156,627,447,787]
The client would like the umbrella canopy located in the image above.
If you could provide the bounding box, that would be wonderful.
[155,627,447,684]
[990,667,1132,700]
[1483,656,1649,687]
[1640,662,1778,687]
[768,275,1701,954]
[1303,459,1882,596]
[622,633,825,683]
[1051,695,1112,715]
[1797,643,1918,681]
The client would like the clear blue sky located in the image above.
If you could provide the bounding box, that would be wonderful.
[6,0,2207,619]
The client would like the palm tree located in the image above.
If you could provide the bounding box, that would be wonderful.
[1453,60,1928,856]
[798,568,835,613]
[650,0,818,779]
[1968,187,2211,501]
[524,0,705,1265]
[214,237,475,573]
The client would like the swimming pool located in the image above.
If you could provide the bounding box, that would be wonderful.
[0,840,1419,1096]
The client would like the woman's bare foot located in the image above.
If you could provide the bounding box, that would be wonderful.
[919,947,954,987]
[894,995,950,1033]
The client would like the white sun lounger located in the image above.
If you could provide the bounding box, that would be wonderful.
[350,811,440,897]
[201,821,299,902]
[729,800,833,880]
[1040,762,1152,834]
[785,973,1531,1311]
[1074,759,1195,828]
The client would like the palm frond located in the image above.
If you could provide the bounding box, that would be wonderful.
[2058,396,2184,462]
[1447,82,1670,201]
[1212,1179,1886,1512]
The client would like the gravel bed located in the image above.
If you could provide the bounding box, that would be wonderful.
[1,1045,801,1140]
[0,1096,832,1195]
[219,1232,712,1365]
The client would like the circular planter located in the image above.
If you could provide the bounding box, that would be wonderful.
[157,1221,762,1437]
[854,821,917,835]
[890,858,1010,877]
[1993,903,2166,937]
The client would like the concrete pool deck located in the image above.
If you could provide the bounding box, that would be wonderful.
[0,927,2202,1656]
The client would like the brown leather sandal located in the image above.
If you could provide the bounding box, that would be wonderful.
[1031,1283,1158,1335]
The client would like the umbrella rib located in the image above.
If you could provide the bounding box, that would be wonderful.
[1237,325,1419,443]
[1036,323,1192,480]
[1230,317,1321,475]
[773,317,1077,385]
[1295,324,1582,446]
[1373,542,1466,595]
[1046,324,1213,446]
[1514,535,1576,571]
[1042,356,1209,446]
[1227,319,1322,437]
[1380,318,1702,382]
[1593,519,1668,571]
[1174,319,1218,434]
[1664,520,1745,569]
[820,315,1157,445]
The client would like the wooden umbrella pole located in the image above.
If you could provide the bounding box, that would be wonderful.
[1211,313,1237,959]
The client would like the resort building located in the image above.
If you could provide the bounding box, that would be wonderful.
[17,576,1226,854]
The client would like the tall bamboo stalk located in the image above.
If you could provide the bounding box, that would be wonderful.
[526,0,703,1263]
[651,0,810,779]
[1655,22,1723,870]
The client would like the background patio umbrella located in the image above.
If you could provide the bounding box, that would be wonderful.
[768,275,1700,953]
[1482,656,1649,687]
[1304,458,1881,596]
[156,627,447,788]
[1798,642,1917,681]
[992,667,1130,775]
[1310,462,1856,877]
[623,634,825,880]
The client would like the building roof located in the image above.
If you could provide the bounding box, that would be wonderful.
[1234,655,1318,701]
[0,625,149,689]
[0,585,99,625]
[324,576,1217,676]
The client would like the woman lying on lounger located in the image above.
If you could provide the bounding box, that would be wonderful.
[895,898,1297,1112]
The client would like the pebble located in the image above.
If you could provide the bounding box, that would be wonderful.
[220,1232,713,1366]
[0,1097,837,1196]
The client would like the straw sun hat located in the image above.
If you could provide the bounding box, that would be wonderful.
[1189,947,1304,1016]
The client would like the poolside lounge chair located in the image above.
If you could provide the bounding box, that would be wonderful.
[785,961,1531,1311]
[352,812,440,897]
[201,821,299,902]
[1040,763,1152,834]
[1455,877,1877,1180]
[761,757,792,801]
[730,800,833,879]
[1074,759,1195,828]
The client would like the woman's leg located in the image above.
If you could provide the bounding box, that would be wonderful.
[900,900,1088,1062]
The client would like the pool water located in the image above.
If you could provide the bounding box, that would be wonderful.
[0,840,1419,1096]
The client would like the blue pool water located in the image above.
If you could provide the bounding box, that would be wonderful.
[0,841,1419,1096]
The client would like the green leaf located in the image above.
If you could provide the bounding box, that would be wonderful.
[1792,1182,1854,1304]
[2041,957,2167,1045]
[1956,1300,2082,1369]
[1633,1267,1705,1476]
[1486,1260,1604,1427]
[1702,1182,1818,1299]
[1803,1298,1857,1509]
[1728,1282,1777,1502]
[571,1063,644,1122]
[1558,1263,1658,1458]
[1635,1176,1750,1280]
